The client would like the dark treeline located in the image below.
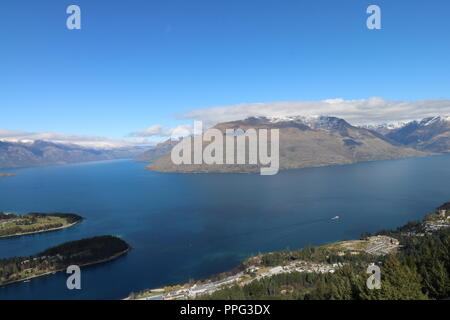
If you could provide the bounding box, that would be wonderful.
[38,235,129,260]
[0,212,82,223]
[27,213,83,224]
[0,236,130,285]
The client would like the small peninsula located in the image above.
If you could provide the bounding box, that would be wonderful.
[0,212,83,238]
[0,236,131,286]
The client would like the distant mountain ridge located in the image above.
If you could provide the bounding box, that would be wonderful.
[360,122,409,135]
[383,116,450,153]
[144,116,428,173]
[134,139,179,162]
[0,140,146,169]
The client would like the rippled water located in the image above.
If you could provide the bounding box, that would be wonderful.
[0,155,449,299]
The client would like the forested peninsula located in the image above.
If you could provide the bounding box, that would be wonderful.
[0,236,131,286]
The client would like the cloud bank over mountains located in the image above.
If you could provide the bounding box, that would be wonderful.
[0,129,155,149]
[175,97,450,127]
[129,97,450,139]
[4,98,450,146]
[128,124,192,139]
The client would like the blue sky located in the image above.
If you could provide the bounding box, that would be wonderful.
[1,0,450,143]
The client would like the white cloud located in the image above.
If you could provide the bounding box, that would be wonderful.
[174,97,450,127]
[0,129,156,149]
[0,129,29,138]
[128,124,192,139]
[128,125,165,137]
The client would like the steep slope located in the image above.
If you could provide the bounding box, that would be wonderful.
[146,116,428,173]
[0,140,146,169]
[134,139,179,162]
[386,116,450,153]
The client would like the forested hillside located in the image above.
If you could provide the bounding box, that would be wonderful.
[202,226,450,300]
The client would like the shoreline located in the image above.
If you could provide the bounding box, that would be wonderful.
[0,220,82,239]
[129,203,450,300]
[145,153,436,175]
[0,158,133,171]
[0,248,131,288]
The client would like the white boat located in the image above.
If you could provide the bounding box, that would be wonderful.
[331,216,340,220]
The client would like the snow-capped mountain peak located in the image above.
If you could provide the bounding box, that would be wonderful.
[419,116,450,126]
[360,121,409,131]
[267,115,349,131]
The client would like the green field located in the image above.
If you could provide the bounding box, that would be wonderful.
[0,212,83,238]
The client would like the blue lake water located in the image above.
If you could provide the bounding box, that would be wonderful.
[1,155,450,300]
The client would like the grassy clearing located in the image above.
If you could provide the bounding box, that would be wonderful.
[0,212,82,237]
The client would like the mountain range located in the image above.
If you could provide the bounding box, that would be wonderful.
[134,139,180,162]
[143,116,433,173]
[383,116,450,153]
[0,140,146,169]
[5,115,449,171]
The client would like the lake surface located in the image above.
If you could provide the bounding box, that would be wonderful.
[1,155,450,300]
